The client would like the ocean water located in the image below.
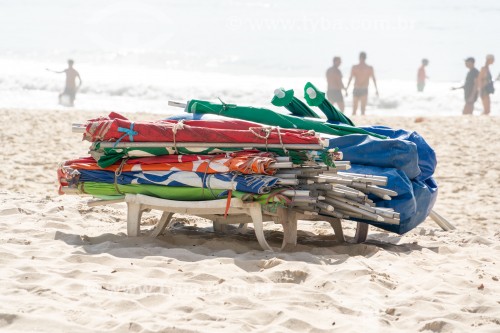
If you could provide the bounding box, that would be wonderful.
[0,0,498,115]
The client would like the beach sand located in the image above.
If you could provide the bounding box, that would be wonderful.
[0,109,499,332]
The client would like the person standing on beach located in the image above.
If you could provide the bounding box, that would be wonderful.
[325,56,346,112]
[47,59,82,107]
[477,54,495,115]
[452,57,479,115]
[345,52,379,116]
[417,58,429,92]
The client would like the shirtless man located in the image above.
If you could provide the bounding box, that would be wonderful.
[345,52,379,116]
[47,59,82,107]
[325,56,346,112]
[477,54,495,115]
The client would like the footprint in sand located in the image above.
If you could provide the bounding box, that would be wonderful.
[0,207,22,216]
[269,269,308,284]
[419,320,453,332]
[258,257,284,270]
[0,314,18,328]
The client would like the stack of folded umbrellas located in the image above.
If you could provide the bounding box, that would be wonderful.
[59,111,400,225]
[60,112,331,208]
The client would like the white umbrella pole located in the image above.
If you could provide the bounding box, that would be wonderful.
[319,209,346,219]
[322,197,386,223]
[324,194,400,220]
[429,210,456,231]
[277,179,299,186]
[168,101,187,108]
[281,190,310,197]
[273,173,297,179]
[316,201,334,212]
[291,197,317,204]
[336,174,388,186]
[366,185,398,197]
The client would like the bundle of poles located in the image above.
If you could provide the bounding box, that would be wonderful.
[287,165,400,224]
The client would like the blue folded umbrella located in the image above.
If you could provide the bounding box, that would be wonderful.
[359,125,437,182]
[77,170,279,194]
[323,134,421,180]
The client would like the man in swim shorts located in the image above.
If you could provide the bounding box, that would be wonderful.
[345,52,379,115]
[325,56,346,112]
[48,59,82,107]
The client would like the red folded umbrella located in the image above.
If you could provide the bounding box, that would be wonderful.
[84,112,320,145]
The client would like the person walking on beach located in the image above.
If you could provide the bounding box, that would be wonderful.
[452,57,479,115]
[477,54,495,115]
[417,58,429,92]
[325,56,346,112]
[345,52,379,116]
[47,59,82,107]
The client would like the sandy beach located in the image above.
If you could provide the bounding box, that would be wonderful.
[0,109,499,332]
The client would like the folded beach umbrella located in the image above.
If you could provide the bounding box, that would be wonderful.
[323,134,421,180]
[76,182,230,201]
[83,112,320,145]
[74,182,287,205]
[90,144,241,168]
[271,88,320,118]
[303,82,355,126]
[185,99,386,139]
[89,143,326,169]
[76,170,280,194]
[357,125,437,182]
[62,151,278,175]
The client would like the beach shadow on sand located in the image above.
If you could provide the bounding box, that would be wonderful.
[53,222,440,264]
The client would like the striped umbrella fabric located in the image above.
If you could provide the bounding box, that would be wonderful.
[89,144,329,168]
[89,145,238,168]
[83,112,321,145]
[74,170,280,194]
[62,151,277,175]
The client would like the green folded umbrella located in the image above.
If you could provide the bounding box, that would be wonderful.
[304,82,355,126]
[271,88,320,118]
[80,182,227,200]
[90,144,238,168]
[186,99,386,139]
[77,182,287,205]
[90,144,327,168]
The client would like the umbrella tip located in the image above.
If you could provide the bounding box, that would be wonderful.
[306,87,317,99]
[274,88,286,98]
